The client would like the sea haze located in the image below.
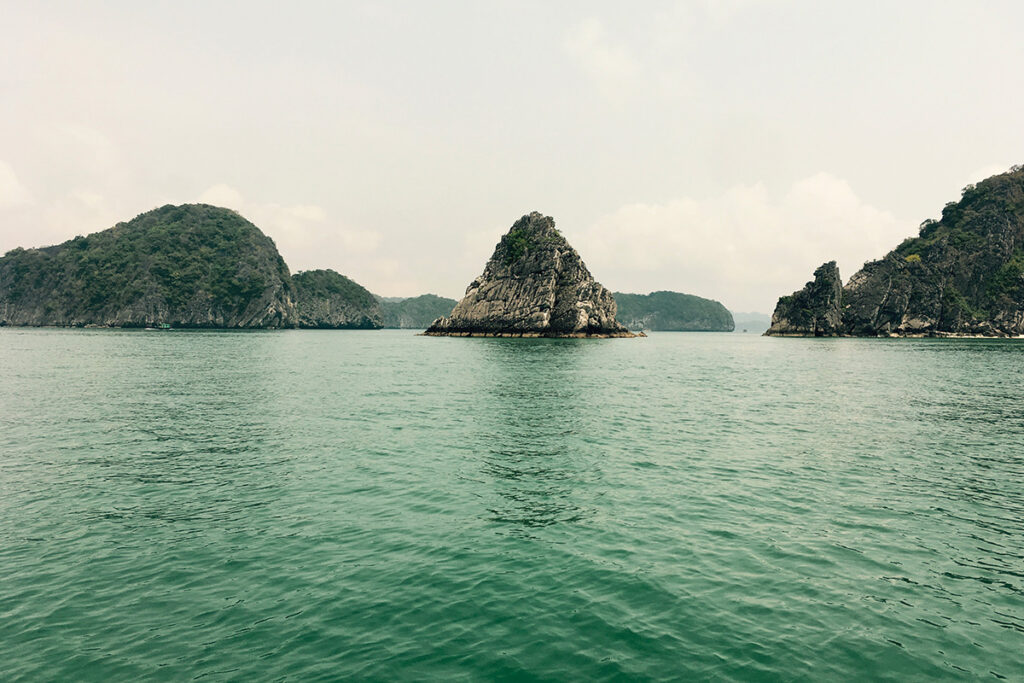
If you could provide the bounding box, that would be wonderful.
[1,329,1023,679]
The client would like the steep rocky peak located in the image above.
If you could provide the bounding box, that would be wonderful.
[489,211,570,273]
[812,260,840,284]
[425,212,636,338]
[765,260,843,336]
[511,211,556,234]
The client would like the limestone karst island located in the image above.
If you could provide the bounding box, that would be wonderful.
[767,165,1024,337]
[0,204,383,329]
[425,212,638,338]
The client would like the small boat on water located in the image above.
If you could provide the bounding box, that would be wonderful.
[144,323,173,331]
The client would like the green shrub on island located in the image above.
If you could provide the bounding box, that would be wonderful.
[501,228,533,265]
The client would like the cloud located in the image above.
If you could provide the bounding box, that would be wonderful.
[0,161,32,207]
[574,173,914,312]
[31,190,117,248]
[198,183,244,208]
[966,163,1012,185]
[69,189,105,210]
[563,18,640,99]
[0,173,125,252]
[196,183,381,275]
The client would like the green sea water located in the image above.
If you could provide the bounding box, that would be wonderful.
[1,328,1023,681]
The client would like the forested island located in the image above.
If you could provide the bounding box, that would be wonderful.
[613,291,734,331]
[293,269,383,329]
[0,205,381,329]
[767,165,1024,337]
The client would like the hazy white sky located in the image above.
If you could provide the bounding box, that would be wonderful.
[2,1,1022,311]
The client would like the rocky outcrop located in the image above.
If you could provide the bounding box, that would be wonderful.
[766,165,1024,337]
[425,212,636,337]
[293,269,383,329]
[765,261,843,336]
[0,204,296,328]
[614,291,735,331]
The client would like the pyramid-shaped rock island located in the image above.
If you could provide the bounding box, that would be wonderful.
[426,212,638,338]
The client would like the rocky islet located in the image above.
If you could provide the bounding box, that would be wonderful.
[425,212,637,338]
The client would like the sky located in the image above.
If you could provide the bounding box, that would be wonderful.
[2,1,1023,312]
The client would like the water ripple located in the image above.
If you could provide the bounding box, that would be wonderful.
[1,330,1023,680]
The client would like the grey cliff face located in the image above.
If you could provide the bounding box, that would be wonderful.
[294,298,382,329]
[0,284,295,329]
[840,211,1024,337]
[765,261,843,336]
[840,256,953,336]
[425,212,636,337]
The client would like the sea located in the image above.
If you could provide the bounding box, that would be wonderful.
[1,328,1022,681]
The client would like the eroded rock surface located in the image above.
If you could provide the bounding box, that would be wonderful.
[765,261,843,336]
[425,212,636,337]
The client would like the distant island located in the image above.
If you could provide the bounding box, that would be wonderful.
[767,165,1024,337]
[376,294,457,329]
[293,269,383,329]
[731,311,772,333]
[0,204,381,329]
[613,291,734,331]
[426,212,638,338]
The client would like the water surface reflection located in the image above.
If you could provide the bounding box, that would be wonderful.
[469,339,605,531]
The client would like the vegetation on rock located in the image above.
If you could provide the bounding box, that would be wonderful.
[767,165,1024,336]
[292,269,383,329]
[0,204,295,328]
[843,165,1024,336]
[0,204,386,330]
[613,291,734,331]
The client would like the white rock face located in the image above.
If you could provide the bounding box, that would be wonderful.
[426,212,636,338]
